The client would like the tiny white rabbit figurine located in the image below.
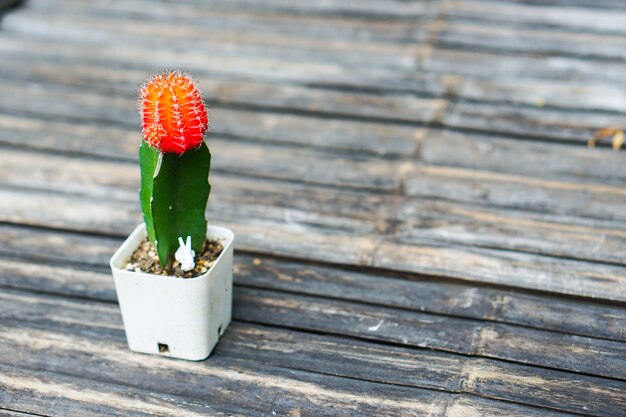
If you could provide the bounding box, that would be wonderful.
[175,236,196,271]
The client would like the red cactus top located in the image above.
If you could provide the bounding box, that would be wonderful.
[139,70,209,154]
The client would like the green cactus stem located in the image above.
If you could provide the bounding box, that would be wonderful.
[139,141,211,268]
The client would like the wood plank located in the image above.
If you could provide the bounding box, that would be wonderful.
[0,106,421,159]
[0,34,444,96]
[420,129,626,184]
[0,316,621,417]
[0,72,444,126]
[420,47,626,115]
[6,0,427,50]
[405,165,626,222]
[2,180,626,302]
[445,0,626,35]
[0,187,382,267]
[420,48,626,85]
[444,100,626,143]
[3,49,624,147]
[4,144,626,268]
[2,277,626,384]
[0,119,404,194]
[0,291,574,417]
[374,240,626,303]
[1,11,418,72]
[220,325,626,417]
[502,0,626,10]
[434,20,626,60]
[235,288,626,380]
[0,352,447,417]
[4,113,626,227]
[6,39,626,123]
[1,224,625,343]
[27,0,438,20]
[449,76,626,115]
[2,145,626,276]
[0,411,41,417]
[0,146,626,264]
[396,199,626,265]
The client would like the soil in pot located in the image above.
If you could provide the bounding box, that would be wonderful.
[123,238,224,278]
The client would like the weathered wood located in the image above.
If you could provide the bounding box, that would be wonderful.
[234,288,626,380]
[420,129,626,184]
[24,0,427,44]
[0,120,404,194]
[0,352,446,417]
[24,0,439,20]
[4,112,626,226]
[0,0,624,415]
[0,109,420,161]
[374,240,626,303]
[434,20,626,60]
[420,47,626,85]
[444,0,626,36]
[1,223,625,343]
[1,11,418,71]
[0,292,576,417]
[449,77,626,115]
[0,411,40,417]
[0,288,622,416]
[405,165,626,222]
[5,145,626,268]
[0,72,444,126]
[220,326,626,417]
[0,35,445,97]
[2,183,626,302]
[504,0,626,10]
[2,146,626,297]
[444,101,626,143]
[396,199,626,265]
[2,280,625,386]
[4,113,626,226]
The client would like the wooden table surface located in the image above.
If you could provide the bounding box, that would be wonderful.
[0,0,625,415]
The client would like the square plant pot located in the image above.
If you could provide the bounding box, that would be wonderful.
[110,223,234,361]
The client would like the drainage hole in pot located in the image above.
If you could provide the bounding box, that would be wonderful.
[218,325,223,337]
[158,343,169,353]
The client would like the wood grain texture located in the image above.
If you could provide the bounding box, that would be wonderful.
[0,287,622,416]
[0,250,625,383]
[24,0,440,20]
[3,113,625,227]
[1,0,625,415]
[1,224,624,344]
[0,289,583,417]
[434,19,626,60]
[0,146,624,301]
[0,76,444,127]
[1,186,624,302]
[405,165,626,222]
[443,0,626,35]
[419,129,626,184]
[0,34,443,97]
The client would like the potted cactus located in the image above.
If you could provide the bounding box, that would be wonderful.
[109,70,234,361]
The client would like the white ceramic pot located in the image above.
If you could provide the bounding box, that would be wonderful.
[110,223,234,361]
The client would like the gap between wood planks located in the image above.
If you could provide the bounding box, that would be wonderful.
[0,408,50,417]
